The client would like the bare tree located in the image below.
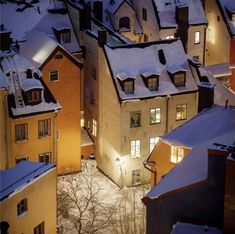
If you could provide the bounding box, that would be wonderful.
[57,161,149,234]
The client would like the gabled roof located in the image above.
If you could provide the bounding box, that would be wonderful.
[20,30,82,69]
[1,0,81,53]
[0,161,55,202]
[104,39,198,102]
[216,0,235,37]
[153,0,207,28]
[144,105,235,201]
[107,0,135,15]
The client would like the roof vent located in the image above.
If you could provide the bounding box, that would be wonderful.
[158,49,166,65]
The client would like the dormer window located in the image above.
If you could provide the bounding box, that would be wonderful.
[167,65,187,87]
[27,90,41,104]
[117,72,136,94]
[232,14,235,22]
[225,4,235,22]
[53,24,71,44]
[141,73,160,91]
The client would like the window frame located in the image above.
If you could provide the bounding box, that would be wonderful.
[123,80,134,94]
[170,146,184,164]
[39,152,51,163]
[149,137,160,153]
[132,169,141,185]
[130,140,141,158]
[15,123,28,142]
[34,221,45,234]
[27,90,41,104]
[130,111,141,128]
[150,108,161,124]
[17,198,28,217]
[142,8,147,21]
[119,17,130,30]
[173,72,186,87]
[194,31,200,44]
[176,104,187,121]
[16,156,29,164]
[49,70,59,82]
[38,119,51,138]
[60,31,71,44]
[92,118,97,137]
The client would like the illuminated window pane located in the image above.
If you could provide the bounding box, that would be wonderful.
[170,146,184,164]
[194,31,200,44]
[149,137,160,153]
[166,35,174,39]
[148,78,158,90]
[132,169,141,185]
[150,108,161,124]
[92,119,97,137]
[174,73,185,86]
[130,140,141,158]
[124,81,134,94]
[176,104,187,121]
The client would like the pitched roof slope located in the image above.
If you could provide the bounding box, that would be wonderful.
[144,105,235,200]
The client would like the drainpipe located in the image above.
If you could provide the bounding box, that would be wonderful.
[165,95,169,133]
[143,160,157,186]
[53,111,58,166]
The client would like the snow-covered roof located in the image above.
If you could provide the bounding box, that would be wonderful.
[154,0,207,28]
[0,69,8,89]
[20,79,43,92]
[171,222,222,234]
[0,161,55,202]
[205,63,231,78]
[104,39,198,101]
[167,64,187,74]
[217,0,235,37]
[107,0,133,14]
[116,72,137,81]
[144,105,235,200]
[0,52,61,118]
[1,0,81,53]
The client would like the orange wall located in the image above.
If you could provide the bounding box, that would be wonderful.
[8,112,56,168]
[41,50,81,174]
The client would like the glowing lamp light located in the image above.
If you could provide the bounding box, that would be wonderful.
[115,157,123,167]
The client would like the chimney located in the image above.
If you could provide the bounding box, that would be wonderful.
[175,6,189,51]
[93,1,103,22]
[80,4,91,30]
[98,29,107,47]
[0,24,12,51]
[198,82,215,112]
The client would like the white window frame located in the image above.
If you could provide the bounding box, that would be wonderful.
[39,152,51,163]
[49,70,59,82]
[15,123,28,142]
[92,119,97,137]
[38,119,51,138]
[194,31,200,44]
[130,140,141,158]
[17,198,28,217]
[176,104,187,121]
[149,137,160,153]
[170,146,184,164]
[150,108,161,124]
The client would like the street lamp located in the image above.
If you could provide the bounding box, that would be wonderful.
[115,157,123,188]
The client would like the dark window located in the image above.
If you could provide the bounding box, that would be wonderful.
[144,34,148,42]
[119,17,130,29]
[15,124,28,142]
[39,152,51,163]
[173,73,185,87]
[17,199,28,216]
[142,8,147,21]
[27,90,40,104]
[34,222,45,234]
[123,80,134,94]
[176,104,187,120]
[130,112,141,128]
[89,90,95,105]
[132,169,141,185]
[54,54,63,60]
[60,31,71,43]
[50,70,59,82]
[148,77,158,90]
[38,119,51,138]
[16,156,29,164]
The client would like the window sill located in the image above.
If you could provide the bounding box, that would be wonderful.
[176,118,187,121]
[38,135,51,139]
[15,140,28,143]
[17,211,28,218]
[130,125,141,128]
[150,122,161,125]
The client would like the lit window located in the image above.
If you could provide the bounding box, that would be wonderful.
[150,108,161,124]
[15,123,28,142]
[194,31,200,44]
[49,70,59,82]
[123,80,134,94]
[16,156,29,164]
[92,119,97,137]
[27,90,40,104]
[176,104,187,120]
[60,31,71,44]
[130,140,141,158]
[132,169,141,185]
[149,137,160,153]
[142,8,147,21]
[148,77,158,90]
[130,111,141,128]
[17,199,28,216]
[38,119,51,138]
[34,222,44,234]
[39,152,51,163]
[166,35,174,39]
[170,146,184,163]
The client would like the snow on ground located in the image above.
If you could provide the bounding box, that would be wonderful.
[57,160,150,234]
